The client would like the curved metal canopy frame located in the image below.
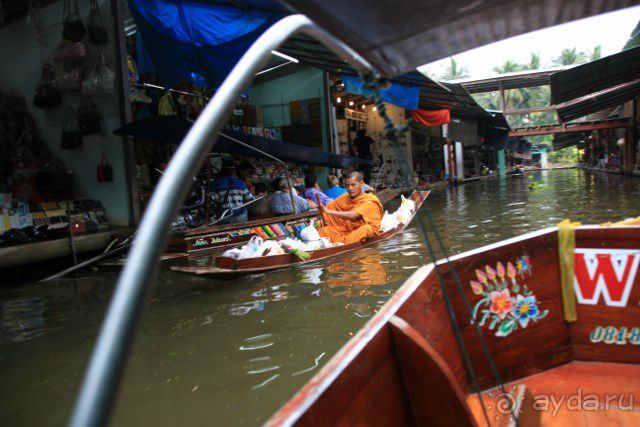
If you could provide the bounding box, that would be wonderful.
[69,14,376,427]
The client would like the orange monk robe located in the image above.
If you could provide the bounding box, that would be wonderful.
[318,192,383,244]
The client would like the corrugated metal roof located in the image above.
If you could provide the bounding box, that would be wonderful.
[550,46,640,104]
[556,79,640,122]
[552,131,589,150]
[280,0,640,78]
[456,68,572,94]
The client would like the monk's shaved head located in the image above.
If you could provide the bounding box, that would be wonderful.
[345,170,364,182]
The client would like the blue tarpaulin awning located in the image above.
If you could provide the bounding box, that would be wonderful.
[129,0,282,89]
[341,73,420,110]
[113,115,372,169]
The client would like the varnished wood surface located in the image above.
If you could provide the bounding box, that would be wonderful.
[389,316,477,427]
[571,227,640,364]
[468,361,640,426]
[172,191,429,277]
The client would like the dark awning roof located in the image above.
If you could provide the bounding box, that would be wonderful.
[550,46,640,104]
[557,79,640,122]
[553,132,590,150]
[279,0,638,78]
[113,116,371,169]
[459,68,568,94]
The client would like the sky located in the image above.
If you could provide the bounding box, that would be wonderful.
[419,5,640,81]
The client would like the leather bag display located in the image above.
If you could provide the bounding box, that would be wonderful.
[61,107,83,149]
[97,152,113,183]
[62,0,86,42]
[33,64,62,109]
[87,0,108,45]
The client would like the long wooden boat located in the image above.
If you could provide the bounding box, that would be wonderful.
[171,190,429,277]
[175,187,404,255]
[267,224,640,426]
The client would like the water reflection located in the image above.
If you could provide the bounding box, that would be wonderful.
[2,170,640,426]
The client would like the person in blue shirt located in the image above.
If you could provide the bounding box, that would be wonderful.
[324,174,347,199]
[270,178,317,215]
[210,158,254,224]
[303,173,333,206]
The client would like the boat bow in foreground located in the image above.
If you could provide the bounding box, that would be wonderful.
[268,225,640,426]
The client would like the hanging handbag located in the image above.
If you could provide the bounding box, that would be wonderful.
[87,0,108,45]
[78,97,102,135]
[33,64,62,109]
[81,52,115,96]
[54,38,87,63]
[62,0,86,42]
[61,107,83,149]
[97,152,113,183]
[52,63,84,91]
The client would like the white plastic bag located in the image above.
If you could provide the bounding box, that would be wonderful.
[300,220,321,242]
[380,211,400,232]
[262,239,285,256]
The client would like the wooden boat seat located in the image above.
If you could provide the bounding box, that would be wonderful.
[467,361,640,426]
[390,315,640,426]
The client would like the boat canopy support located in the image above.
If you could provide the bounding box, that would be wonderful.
[69,14,375,427]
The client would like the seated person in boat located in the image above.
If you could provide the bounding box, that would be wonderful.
[270,178,317,215]
[317,170,383,244]
[210,157,254,224]
[303,173,333,206]
[247,182,271,217]
[324,174,347,199]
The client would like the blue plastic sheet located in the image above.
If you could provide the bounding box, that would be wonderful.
[341,73,420,110]
[129,0,281,89]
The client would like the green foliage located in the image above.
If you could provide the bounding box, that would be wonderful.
[548,146,579,164]
[527,176,548,190]
[442,58,470,80]
[553,48,588,66]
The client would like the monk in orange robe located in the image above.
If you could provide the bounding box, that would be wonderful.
[317,170,383,244]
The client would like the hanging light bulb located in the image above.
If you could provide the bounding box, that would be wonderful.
[372,106,377,111]
[349,101,354,106]
[336,97,342,103]
[361,104,366,110]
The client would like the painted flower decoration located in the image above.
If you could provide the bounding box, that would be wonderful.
[506,262,516,279]
[469,255,548,337]
[496,262,505,278]
[511,295,540,328]
[470,281,483,295]
[489,289,513,319]
[476,269,487,284]
[486,265,497,281]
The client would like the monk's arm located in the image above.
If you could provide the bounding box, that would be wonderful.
[322,207,362,221]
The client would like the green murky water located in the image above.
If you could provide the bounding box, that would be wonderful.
[2,169,640,426]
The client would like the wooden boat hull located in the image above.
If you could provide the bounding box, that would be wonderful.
[171,190,429,277]
[267,225,640,426]
[180,188,405,255]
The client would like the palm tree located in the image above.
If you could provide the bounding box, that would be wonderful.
[554,48,588,66]
[441,58,469,80]
[493,60,523,74]
[526,53,541,70]
[589,45,602,61]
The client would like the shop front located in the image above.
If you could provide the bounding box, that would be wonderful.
[0,0,132,269]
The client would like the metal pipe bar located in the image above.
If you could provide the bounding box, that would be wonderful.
[69,14,374,427]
